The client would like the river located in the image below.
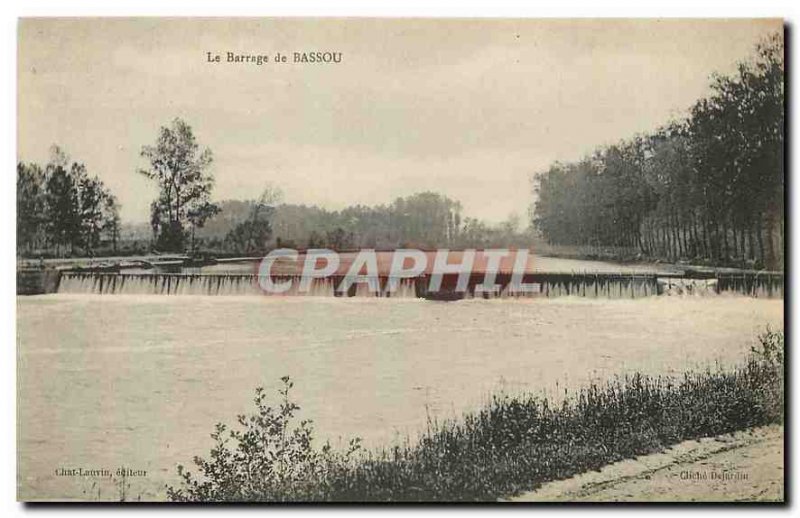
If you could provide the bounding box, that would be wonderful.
[17,277,783,500]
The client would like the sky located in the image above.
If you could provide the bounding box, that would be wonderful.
[17,18,781,225]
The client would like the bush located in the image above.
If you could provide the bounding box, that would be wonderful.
[167,377,361,502]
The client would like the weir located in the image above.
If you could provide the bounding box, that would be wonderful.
[57,272,419,298]
[716,272,785,298]
[52,270,784,299]
[54,271,661,299]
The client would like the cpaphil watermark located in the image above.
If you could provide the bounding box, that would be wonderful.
[255,249,537,295]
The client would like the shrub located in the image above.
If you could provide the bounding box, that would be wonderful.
[167,377,361,502]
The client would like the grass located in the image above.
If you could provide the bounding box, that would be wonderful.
[167,328,784,502]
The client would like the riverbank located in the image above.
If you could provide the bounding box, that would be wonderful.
[167,329,784,502]
[508,425,783,502]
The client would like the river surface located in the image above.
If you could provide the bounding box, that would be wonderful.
[17,293,782,501]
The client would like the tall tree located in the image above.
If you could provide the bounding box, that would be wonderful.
[531,33,784,270]
[102,194,121,254]
[17,162,46,254]
[139,118,219,252]
[43,154,81,255]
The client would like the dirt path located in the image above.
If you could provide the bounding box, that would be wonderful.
[508,425,784,503]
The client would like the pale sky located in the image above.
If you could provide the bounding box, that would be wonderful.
[18,18,781,224]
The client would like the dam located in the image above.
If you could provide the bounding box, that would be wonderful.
[19,250,784,299]
[50,270,782,299]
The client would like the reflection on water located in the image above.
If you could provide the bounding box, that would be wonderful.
[17,295,782,501]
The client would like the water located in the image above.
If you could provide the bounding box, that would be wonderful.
[17,294,782,501]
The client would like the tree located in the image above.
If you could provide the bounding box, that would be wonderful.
[43,153,81,255]
[531,33,784,270]
[17,162,45,254]
[102,194,121,254]
[388,192,462,248]
[75,166,108,255]
[139,118,219,252]
[223,186,283,255]
[18,145,121,257]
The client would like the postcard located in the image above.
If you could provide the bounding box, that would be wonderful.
[16,18,784,502]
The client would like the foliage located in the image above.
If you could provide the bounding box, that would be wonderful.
[199,192,532,251]
[17,146,119,256]
[17,162,46,253]
[167,377,361,502]
[532,34,784,270]
[169,329,784,502]
[139,118,219,252]
[223,186,282,255]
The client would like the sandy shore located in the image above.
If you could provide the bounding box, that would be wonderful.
[508,425,784,503]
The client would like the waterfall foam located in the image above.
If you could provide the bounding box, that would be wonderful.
[55,271,782,299]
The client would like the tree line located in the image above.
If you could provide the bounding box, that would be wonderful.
[17,146,120,257]
[197,192,530,255]
[532,34,784,270]
[17,118,530,258]
[134,119,530,255]
[16,119,218,258]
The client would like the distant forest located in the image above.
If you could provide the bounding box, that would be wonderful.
[195,193,531,253]
[532,34,784,270]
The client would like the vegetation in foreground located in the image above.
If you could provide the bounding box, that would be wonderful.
[167,329,784,502]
